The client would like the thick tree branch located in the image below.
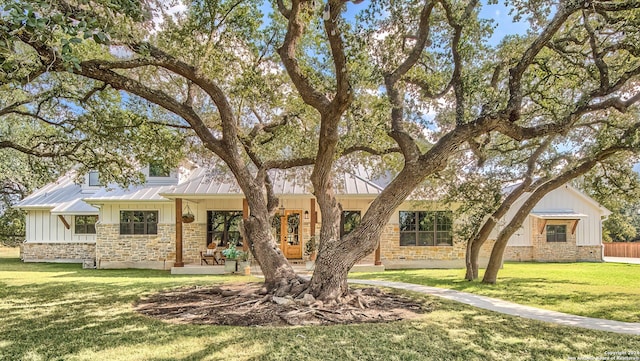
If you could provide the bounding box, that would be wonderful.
[384,0,436,162]
[507,4,580,121]
[277,0,330,111]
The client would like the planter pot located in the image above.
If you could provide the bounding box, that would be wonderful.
[238,261,250,270]
[182,214,195,223]
[224,260,237,273]
[238,261,251,275]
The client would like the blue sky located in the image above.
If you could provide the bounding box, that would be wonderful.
[338,0,530,44]
[479,2,530,44]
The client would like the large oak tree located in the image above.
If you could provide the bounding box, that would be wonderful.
[2,0,640,299]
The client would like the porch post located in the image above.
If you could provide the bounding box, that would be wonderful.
[375,243,382,266]
[242,198,249,252]
[175,197,184,267]
[310,199,316,236]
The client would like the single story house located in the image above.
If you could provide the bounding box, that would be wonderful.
[17,166,610,270]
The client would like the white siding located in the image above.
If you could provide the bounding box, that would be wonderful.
[337,198,373,215]
[497,196,533,246]
[501,186,605,246]
[25,210,96,243]
[99,202,174,224]
[532,186,604,246]
[201,199,244,221]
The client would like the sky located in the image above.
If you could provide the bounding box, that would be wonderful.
[340,0,530,44]
[478,2,530,44]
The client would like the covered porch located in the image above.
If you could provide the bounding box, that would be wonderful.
[167,195,383,272]
[158,168,384,273]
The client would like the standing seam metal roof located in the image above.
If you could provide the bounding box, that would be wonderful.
[160,167,383,197]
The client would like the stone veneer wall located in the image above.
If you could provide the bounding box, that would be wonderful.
[503,246,534,262]
[378,224,494,268]
[95,223,176,269]
[21,242,96,263]
[182,222,207,264]
[530,218,604,262]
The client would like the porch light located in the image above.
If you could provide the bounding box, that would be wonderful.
[304,210,310,220]
[277,204,285,216]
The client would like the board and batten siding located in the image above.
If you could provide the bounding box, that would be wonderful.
[25,210,96,243]
[501,186,605,247]
[99,202,175,224]
[531,186,604,246]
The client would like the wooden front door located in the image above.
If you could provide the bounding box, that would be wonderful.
[272,210,302,259]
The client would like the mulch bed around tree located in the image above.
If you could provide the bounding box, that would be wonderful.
[134,283,432,326]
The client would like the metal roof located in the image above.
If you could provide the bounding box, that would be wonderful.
[16,172,98,211]
[51,198,98,215]
[160,167,383,198]
[19,165,385,210]
[83,184,172,203]
[530,211,589,219]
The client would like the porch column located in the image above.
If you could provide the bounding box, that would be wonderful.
[310,199,316,236]
[375,243,382,266]
[174,198,184,267]
[242,198,249,252]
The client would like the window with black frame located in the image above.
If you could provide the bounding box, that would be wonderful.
[399,211,453,246]
[207,210,243,247]
[120,211,158,235]
[341,210,361,237]
[75,215,97,234]
[546,224,567,242]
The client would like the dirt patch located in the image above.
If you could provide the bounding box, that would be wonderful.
[134,283,431,326]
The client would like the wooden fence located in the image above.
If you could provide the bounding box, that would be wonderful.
[603,242,640,258]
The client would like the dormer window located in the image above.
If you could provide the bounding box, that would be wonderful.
[149,162,170,177]
[88,171,101,186]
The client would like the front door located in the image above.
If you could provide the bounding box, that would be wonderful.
[272,210,302,259]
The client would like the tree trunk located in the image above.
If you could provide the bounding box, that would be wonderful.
[481,225,515,284]
[310,167,425,301]
[233,166,302,295]
[465,238,479,281]
[465,181,531,281]
[309,215,388,301]
[243,213,305,294]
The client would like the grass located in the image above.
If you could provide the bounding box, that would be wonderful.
[353,262,640,323]
[1,249,639,360]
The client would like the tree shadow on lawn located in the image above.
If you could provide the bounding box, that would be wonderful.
[2,282,639,360]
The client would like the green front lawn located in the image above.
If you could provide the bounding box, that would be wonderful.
[353,262,640,323]
[1,253,639,360]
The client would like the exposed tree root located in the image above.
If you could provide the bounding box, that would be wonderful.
[134,283,432,327]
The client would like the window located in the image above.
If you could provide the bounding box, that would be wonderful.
[75,215,97,234]
[120,211,158,235]
[149,162,170,177]
[207,210,243,247]
[341,211,361,237]
[88,171,101,186]
[546,224,567,242]
[399,211,453,246]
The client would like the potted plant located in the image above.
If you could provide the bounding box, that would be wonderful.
[222,241,240,273]
[181,205,195,223]
[304,236,317,270]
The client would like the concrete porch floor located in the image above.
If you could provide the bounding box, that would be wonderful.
[170,262,385,275]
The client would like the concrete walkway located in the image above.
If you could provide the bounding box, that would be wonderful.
[604,256,640,265]
[348,279,640,335]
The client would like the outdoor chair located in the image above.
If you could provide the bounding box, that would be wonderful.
[200,248,222,265]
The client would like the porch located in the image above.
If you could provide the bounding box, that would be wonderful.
[170,262,385,275]
[168,196,383,270]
